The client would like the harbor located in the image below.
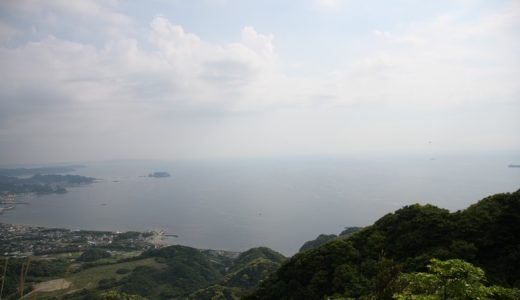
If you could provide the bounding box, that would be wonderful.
[0,193,31,214]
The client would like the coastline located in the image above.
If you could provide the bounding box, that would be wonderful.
[0,222,161,257]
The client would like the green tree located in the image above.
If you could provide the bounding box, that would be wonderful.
[94,290,148,300]
[77,248,111,262]
[393,259,519,300]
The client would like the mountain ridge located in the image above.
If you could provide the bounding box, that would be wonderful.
[245,189,520,299]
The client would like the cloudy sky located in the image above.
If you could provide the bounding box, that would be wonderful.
[0,0,519,164]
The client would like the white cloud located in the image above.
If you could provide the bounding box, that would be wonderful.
[0,1,518,162]
[1,0,130,25]
[0,21,18,43]
[1,8,518,122]
[0,14,289,140]
[240,26,274,58]
[315,0,343,9]
[330,2,520,109]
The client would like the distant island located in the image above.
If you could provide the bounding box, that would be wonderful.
[148,171,171,178]
[508,164,520,168]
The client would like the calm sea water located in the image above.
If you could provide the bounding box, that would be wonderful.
[1,155,519,255]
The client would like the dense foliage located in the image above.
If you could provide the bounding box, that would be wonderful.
[298,227,363,253]
[77,248,111,262]
[230,247,286,272]
[0,244,285,300]
[0,257,68,299]
[299,234,337,252]
[186,247,287,299]
[58,245,286,299]
[246,189,520,299]
[339,226,363,237]
[118,245,224,298]
[394,259,519,299]
[93,290,148,300]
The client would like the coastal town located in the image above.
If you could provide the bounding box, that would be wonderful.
[0,222,167,257]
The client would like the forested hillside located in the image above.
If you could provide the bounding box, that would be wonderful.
[0,245,285,300]
[245,190,520,299]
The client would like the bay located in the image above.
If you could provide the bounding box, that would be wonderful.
[1,154,519,255]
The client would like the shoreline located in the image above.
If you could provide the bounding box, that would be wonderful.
[0,222,245,259]
[0,222,162,257]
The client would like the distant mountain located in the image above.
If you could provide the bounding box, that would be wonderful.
[299,234,337,253]
[245,189,520,299]
[299,227,363,253]
[0,173,95,194]
[339,226,363,237]
[0,165,84,177]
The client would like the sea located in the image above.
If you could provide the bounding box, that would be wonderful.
[1,154,519,256]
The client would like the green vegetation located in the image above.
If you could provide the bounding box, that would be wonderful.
[115,245,224,298]
[187,284,240,300]
[299,234,338,252]
[93,290,148,300]
[122,246,286,299]
[0,257,69,299]
[193,247,287,298]
[394,258,519,300]
[77,248,111,262]
[31,258,162,299]
[299,227,363,253]
[224,257,282,288]
[64,258,162,291]
[339,226,363,237]
[3,245,286,300]
[0,173,95,194]
[230,247,286,272]
[246,189,520,299]
[63,290,149,300]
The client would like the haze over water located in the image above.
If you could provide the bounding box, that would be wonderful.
[1,2,519,256]
[1,154,519,255]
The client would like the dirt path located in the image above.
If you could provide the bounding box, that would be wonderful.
[32,278,71,292]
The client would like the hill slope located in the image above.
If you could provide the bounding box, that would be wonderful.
[245,189,520,299]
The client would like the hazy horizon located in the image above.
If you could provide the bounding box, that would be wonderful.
[2,156,519,255]
[1,0,519,165]
[1,150,520,169]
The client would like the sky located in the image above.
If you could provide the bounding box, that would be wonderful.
[0,0,519,165]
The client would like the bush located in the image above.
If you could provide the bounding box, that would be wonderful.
[77,248,111,262]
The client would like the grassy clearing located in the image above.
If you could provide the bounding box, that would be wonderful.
[33,279,72,292]
[35,257,164,298]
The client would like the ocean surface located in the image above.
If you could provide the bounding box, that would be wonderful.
[1,154,519,255]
